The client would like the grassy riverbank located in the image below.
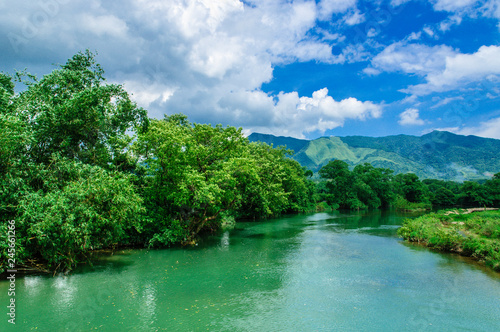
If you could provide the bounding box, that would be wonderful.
[398,209,500,271]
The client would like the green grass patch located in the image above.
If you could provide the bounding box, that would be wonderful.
[398,209,500,271]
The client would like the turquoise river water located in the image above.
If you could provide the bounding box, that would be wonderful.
[1,210,500,331]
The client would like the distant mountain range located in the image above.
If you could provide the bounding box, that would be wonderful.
[248,131,500,181]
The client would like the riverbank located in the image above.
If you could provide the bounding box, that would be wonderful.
[398,209,500,271]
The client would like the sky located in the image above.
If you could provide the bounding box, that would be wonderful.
[1,0,500,140]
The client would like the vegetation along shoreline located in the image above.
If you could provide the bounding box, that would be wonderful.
[398,209,500,271]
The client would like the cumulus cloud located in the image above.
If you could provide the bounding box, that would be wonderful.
[79,14,128,38]
[367,41,500,98]
[405,45,500,95]
[247,88,382,138]
[365,42,457,76]
[398,108,426,125]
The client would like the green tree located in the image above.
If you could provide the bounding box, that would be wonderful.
[394,173,428,203]
[0,73,34,223]
[14,50,148,170]
[0,72,14,113]
[485,173,500,207]
[353,163,395,208]
[433,187,457,206]
[459,181,492,207]
[18,156,144,272]
[134,115,252,244]
[1,51,316,273]
[319,160,355,209]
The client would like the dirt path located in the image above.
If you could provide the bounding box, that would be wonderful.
[444,207,499,215]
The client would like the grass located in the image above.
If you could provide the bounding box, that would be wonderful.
[398,209,500,271]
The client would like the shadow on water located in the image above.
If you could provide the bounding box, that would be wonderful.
[0,249,137,281]
[70,249,138,275]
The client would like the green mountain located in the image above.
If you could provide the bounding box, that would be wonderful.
[247,132,309,154]
[248,131,500,181]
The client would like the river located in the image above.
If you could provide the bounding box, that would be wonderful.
[1,210,500,331]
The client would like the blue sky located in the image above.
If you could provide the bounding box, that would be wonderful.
[1,0,500,139]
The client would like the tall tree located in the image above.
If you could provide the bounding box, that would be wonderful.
[319,160,355,209]
[459,181,492,207]
[485,173,500,206]
[14,50,148,170]
[353,163,395,208]
[394,173,428,203]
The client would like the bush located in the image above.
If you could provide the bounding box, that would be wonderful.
[17,158,144,272]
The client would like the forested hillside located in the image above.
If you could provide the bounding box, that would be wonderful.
[248,131,500,181]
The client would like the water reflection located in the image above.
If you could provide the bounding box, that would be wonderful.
[219,231,230,250]
[138,283,157,327]
[51,276,76,313]
[23,275,42,297]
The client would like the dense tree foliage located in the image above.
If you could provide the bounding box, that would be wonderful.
[0,52,313,273]
[317,160,499,211]
[132,115,313,246]
[318,161,396,210]
[18,156,144,271]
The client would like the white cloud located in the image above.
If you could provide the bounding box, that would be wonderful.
[367,28,378,38]
[407,31,422,41]
[317,28,346,42]
[456,117,500,139]
[430,96,464,108]
[433,117,500,139]
[318,0,357,20]
[439,14,463,31]
[398,108,425,125]
[339,43,372,63]
[122,79,177,107]
[79,14,128,38]
[247,88,382,138]
[482,0,500,19]
[366,42,457,77]
[368,42,500,97]
[363,67,381,76]
[432,0,479,12]
[430,0,500,32]
[0,0,387,139]
[344,9,366,25]
[405,45,500,95]
[423,26,436,38]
